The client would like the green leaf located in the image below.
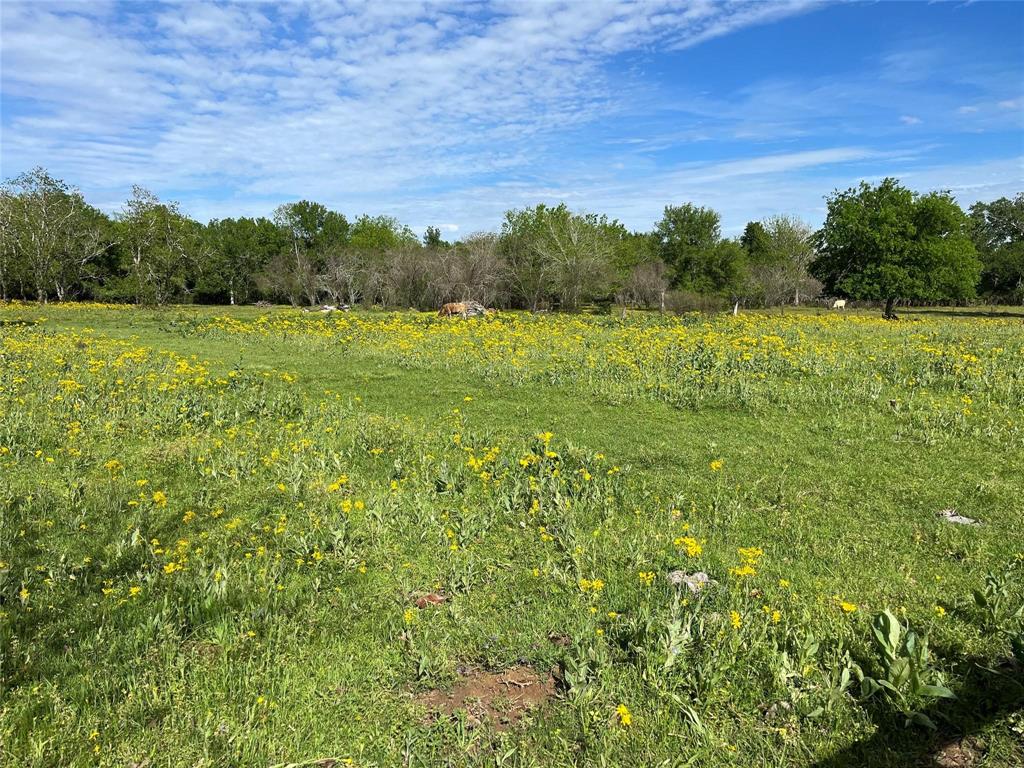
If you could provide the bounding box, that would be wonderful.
[918,684,956,699]
[907,711,938,730]
[872,609,901,655]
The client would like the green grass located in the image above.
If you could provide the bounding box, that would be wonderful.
[1,302,1022,767]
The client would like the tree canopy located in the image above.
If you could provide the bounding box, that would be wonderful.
[811,178,982,317]
[970,194,1024,303]
[1,167,1015,312]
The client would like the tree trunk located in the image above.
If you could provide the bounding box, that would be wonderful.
[884,296,896,319]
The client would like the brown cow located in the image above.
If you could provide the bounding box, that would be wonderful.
[438,302,468,317]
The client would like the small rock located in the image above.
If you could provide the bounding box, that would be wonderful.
[764,700,793,724]
[668,570,716,593]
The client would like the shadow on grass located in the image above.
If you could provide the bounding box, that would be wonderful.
[902,308,1024,320]
[813,653,1023,767]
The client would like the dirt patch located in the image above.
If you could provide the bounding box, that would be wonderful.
[413,592,447,609]
[414,665,554,731]
[931,736,986,768]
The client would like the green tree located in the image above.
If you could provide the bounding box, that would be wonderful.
[199,217,286,304]
[117,186,205,305]
[499,204,617,310]
[610,230,660,276]
[349,214,418,252]
[499,205,554,310]
[970,194,1024,303]
[709,239,748,308]
[423,225,448,249]
[740,221,771,265]
[812,179,981,318]
[272,201,349,305]
[655,203,738,293]
[0,167,111,302]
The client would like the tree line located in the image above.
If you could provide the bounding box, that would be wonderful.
[1,167,1020,313]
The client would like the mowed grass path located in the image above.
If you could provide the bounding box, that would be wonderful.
[1,303,1021,767]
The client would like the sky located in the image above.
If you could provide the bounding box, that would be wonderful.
[1,0,1022,237]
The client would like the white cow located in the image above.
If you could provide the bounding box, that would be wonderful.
[831,299,847,310]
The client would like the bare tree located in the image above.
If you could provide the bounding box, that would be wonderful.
[618,260,669,309]
[435,233,507,307]
[320,245,365,307]
[384,244,433,308]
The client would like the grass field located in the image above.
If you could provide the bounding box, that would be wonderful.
[1,302,1022,767]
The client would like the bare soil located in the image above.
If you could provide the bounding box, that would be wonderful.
[414,665,554,731]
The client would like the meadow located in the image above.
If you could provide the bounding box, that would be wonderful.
[1,302,1022,767]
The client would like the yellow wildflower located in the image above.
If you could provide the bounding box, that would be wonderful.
[616,703,632,726]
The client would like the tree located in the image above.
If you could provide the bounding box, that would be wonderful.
[654,203,723,291]
[199,217,286,304]
[379,244,432,308]
[708,239,748,310]
[533,207,615,311]
[0,190,18,300]
[812,179,981,318]
[349,214,418,252]
[342,215,420,306]
[320,244,368,307]
[423,225,449,250]
[610,230,661,278]
[499,204,616,311]
[500,205,553,310]
[740,221,771,264]
[743,216,820,308]
[0,167,110,302]
[970,194,1024,303]
[436,233,507,307]
[618,260,670,310]
[117,187,204,305]
[273,201,349,305]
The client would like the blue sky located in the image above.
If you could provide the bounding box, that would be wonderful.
[1,0,1021,237]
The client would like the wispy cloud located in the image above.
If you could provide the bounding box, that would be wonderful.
[1,0,1020,233]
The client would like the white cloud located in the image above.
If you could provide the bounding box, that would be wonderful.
[1,0,821,220]
[0,0,1019,237]
[900,115,922,125]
